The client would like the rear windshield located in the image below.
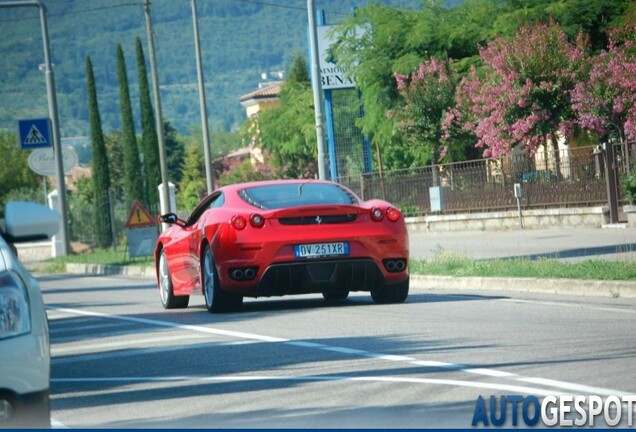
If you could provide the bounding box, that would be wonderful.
[239,183,357,209]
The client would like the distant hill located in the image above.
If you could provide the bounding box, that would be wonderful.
[0,0,421,137]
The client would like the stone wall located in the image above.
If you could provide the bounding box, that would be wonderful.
[625,205,636,228]
[10,206,620,261]
[14,242,53,263]
[406,206,610,233]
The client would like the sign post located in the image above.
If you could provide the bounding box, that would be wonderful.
[3,1,70,256]
[125,200,158,257]
[514,183,523,228]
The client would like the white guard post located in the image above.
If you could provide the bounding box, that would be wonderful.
[158,182,177,231]
[47,189,63,257]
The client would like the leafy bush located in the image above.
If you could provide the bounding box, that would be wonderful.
[622,169,636,204]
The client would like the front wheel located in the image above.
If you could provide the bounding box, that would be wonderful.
[371,278,409,304]
[159,250,189,309]
[202,244,243,313]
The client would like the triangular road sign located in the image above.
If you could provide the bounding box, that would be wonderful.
[25,124,48,144]
[125,200,156,228]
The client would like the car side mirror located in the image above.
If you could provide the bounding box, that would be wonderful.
[4,201,60,243]
[158,213,184,227]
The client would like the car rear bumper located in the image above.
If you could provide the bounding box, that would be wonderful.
[231,258,408,297]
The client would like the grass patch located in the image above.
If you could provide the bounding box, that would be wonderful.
[40,247,636,281]
[45,248,154,269]
[410,250,636,281]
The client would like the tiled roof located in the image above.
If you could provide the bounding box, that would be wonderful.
[240,82,283,101]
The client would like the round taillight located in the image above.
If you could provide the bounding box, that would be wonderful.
[370,207,384,222]
[386,207,401,222]
[250,213,264,228]
[231,215,247,230]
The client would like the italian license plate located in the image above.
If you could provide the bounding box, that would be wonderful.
[294,242,350,259]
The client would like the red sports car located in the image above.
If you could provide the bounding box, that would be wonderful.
[154,179,409,313]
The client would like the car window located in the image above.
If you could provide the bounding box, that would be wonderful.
[239,183,357,210]
[186,192,224,226]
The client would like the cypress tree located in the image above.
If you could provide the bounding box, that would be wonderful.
[287,52,310,85]
[179,143,206,210]
[86,56,112,248]
[116,44,145,210]
[164,120,186,186]
[135,37,161,210]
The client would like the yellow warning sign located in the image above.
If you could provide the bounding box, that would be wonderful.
[125,200,155,228]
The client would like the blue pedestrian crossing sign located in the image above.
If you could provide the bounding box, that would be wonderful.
[18,118,51,149]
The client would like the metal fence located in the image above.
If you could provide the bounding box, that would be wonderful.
[337,143,635,217]
[66,143,635,247]
[67,187,159,249]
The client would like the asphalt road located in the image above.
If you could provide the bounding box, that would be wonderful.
[409,227,636,262]
[40,273,636,429]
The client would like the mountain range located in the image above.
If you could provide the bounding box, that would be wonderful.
[0,0,421,138]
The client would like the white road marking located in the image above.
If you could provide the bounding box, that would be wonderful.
[52,334,208,355]
[516,377,629,396]
[51,417,69,429]
[496,298,636,315]
[464,368,518,378]
[48,316,97,325]
[50,374,562,396]
[51,321,131,333]
[52,339,257,364]
[47,305,630,396]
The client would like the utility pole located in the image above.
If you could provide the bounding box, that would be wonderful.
[307,0,328,180]
[143,0,171,216]
[2,0,69,255]
[191,0,214,193]
[604,142,620,224]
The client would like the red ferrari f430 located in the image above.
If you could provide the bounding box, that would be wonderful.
[154,180,409,312]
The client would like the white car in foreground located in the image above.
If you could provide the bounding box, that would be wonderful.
[0,201,60,428]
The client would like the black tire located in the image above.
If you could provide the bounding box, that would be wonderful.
[371,277,409,304]
[158,250,189,309]
[3,390,50,428]
[202,244,243,313]
[322,290,349,301]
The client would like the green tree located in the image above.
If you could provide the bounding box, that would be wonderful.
[86,56,112,248]
[136,37,161,209]
[287,52,310,85]
[186,125,242,159]
[493,0,629,51]
[178,143,206,210]
[103,129,125,194]
[0,130,39,213]
[217,158,274,187]
[393,59,457,183]
[247,54,317,179]
[116,43,145,209]
[164,121,186,186]
[330,3,420,170]
[67,176,95,243]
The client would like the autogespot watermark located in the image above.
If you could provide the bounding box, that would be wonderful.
[471,395,636,427]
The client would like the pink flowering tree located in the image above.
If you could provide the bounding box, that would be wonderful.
[458,21,588,178]
[571,25,636,167]
[393,58,460,185]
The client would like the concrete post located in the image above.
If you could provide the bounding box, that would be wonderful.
[47,189,63,257]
